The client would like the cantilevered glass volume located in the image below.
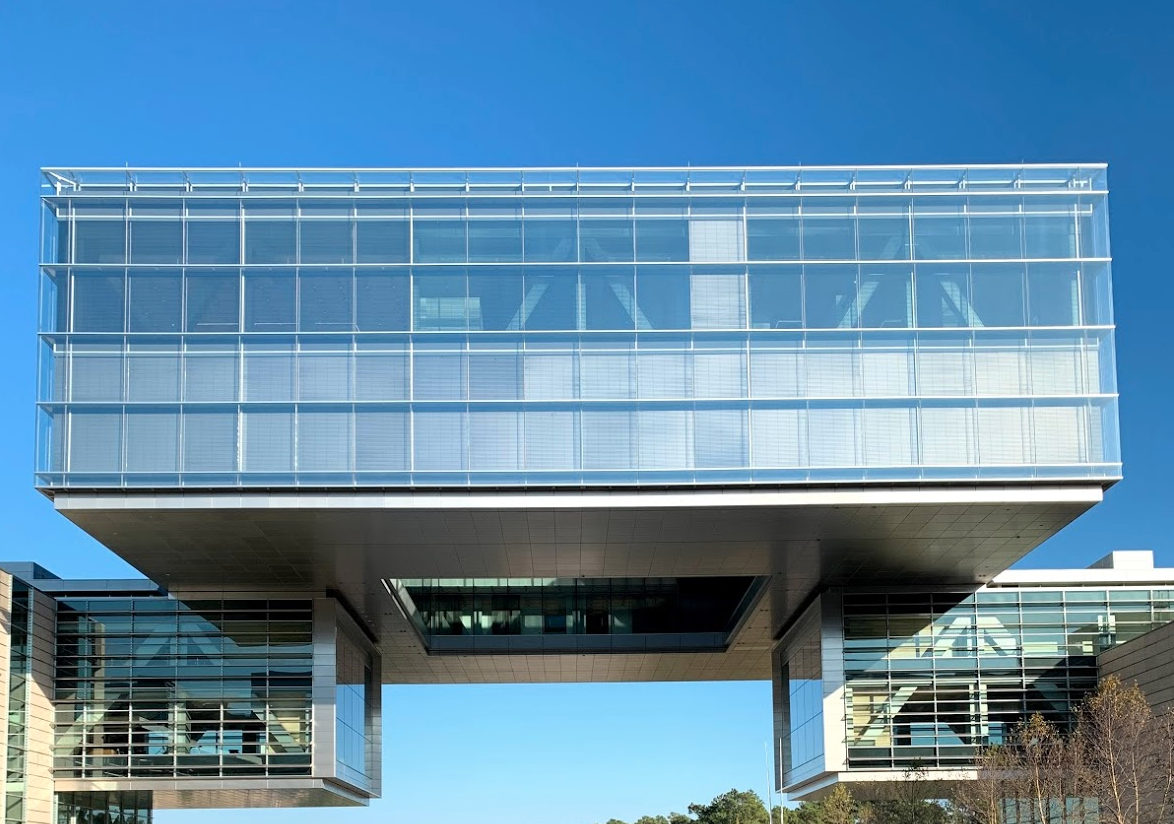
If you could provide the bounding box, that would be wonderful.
[35,165,1119,489]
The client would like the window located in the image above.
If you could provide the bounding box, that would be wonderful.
[802,202,856,260]
[300,270,354,331]
[244,220,296,264]
[128,269,182,332]
[636,267,690,329]
[971,265,1025,327]
[414,221,467,263]
[915,266,972,328]
[356,221,409,263]
[75,221,126,263]
[634,219,689,262]
[130,221,182,264]
[356,268,409,331]
[186,271,240,332]
[468,221,523,262]
[580,220,634,262]
[747,218,800,261]
[582,268,635,330]
[805,266,858,328]
[72,271,125,332]
[521,269,577,330]
[299,221,353,264]
[523,220,577,262]
[187,221,240,264]
[244,270,296,332]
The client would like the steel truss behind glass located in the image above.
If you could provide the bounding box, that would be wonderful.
[36,165,1119,490]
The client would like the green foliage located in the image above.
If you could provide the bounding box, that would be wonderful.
[635,817,671,824]
[688,789,771,824]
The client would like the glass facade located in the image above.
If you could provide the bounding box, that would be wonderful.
[839,584,1174,771]
[4,582,31,824]
[36,165,1119,489]
[777,607,824,789]
[56,791,151,824]
[53,596,313,780]
[392,576,762,651]
[334,633,372,791]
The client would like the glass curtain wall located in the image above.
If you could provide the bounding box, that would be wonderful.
[4,582,32,824]
[840,586,1174,770]
[36,166,1119,489]
[777,607,824,789]
[396,576,758,652]
[53,597,313,780]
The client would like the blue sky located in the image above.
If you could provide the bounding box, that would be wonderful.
[1,2,1171,822]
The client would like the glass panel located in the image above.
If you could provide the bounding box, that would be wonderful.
[971,264,1026,327]
[858,202,910,260]
[244,270,296,332]
[635,219,689,262]
[523,219,577,262]
[356,220,409,263]
[802,202,856,260]
[749,265,802,329]
[915,265,972,328]
[130,220,183,264]
[747,218,800,261]
[299,270,354,331]
[859,267,912,328]
[968,199,1022,259]
[582,268,636,330]
[1024,208,1076,259]
[579,220,634,262]
[521,268,577,330]
[186,271,240,332]
[354,268,409,331]
[468,220,523,262]
[128,269,182,332]
[1027,263,1079,326]
[244,221,297,264]
[299,221,353,264]
[468,268,524,331]
[413,220,467,263]
[72,270,125,332]
[636,266,690,329]
[75,220,126,263]
[414,270,468,331]
[913,198,967,260]
[187,221,241,264]
[805,265,858,328]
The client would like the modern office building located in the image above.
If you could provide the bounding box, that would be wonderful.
[9,163,1137,819]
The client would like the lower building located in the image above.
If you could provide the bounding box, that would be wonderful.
[774,550,1174,800]
[0,564,380,824]
[5,552,1172,820]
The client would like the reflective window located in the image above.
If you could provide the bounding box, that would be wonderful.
[72,271,125,332]
[468,220,523,262]
[971,264,1026,327]
[747,217,800,261]
[243,270,296,332]
[413,220,466,263]
[805,265,858,328]
[186,272,240,333]
[130,221,182,264]
[580,220,634,262]
[244,220,296,264]
[635,219,689,262]
[523,219,577,262]
[356,220,409,263]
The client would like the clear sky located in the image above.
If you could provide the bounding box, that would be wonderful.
[1,2,1171,822]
